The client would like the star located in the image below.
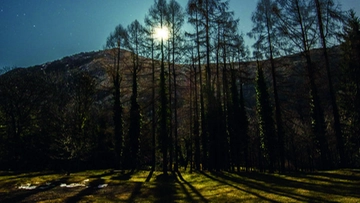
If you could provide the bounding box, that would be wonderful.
[33,25,36,28]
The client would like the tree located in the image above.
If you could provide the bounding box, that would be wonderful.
[0,69,51,170]
[146,0,170,174]
[249,0,285,172]
[228,68,242,171]
[143,20,157,171]
[126,20,146,170]
[188,0,238,171]
[55,72,97,173]
[219,3,242,171]
[229,34,249,172]
[256,64,277,172]
[167,0,185,171]
[105,24,127,170]
[187,0,207,170]
[314,0,346,167]
[338,10,360,167]
[274,0,330,169]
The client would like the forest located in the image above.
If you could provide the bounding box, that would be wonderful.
[0,0,359,174]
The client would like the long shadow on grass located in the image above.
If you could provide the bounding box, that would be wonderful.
[64,178,105,203]
[284,171,360,188]
[176,171,209,203]
[145,170,154,182]
[111,170,134,181]
[126,170,153,202]
[242,171,360,199]
[312,170,360,181]
[152,173,177,203]
[0,176,69,203]
[215,171,341,202]
[126,182,143,203]
[199,171,277,202]
[89,171,115,179]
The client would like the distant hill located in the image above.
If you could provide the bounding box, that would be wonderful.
[0,46,342,114]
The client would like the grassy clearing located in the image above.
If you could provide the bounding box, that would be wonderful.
[0,169,359,202]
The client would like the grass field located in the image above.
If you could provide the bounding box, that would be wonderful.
[0,168,359,202]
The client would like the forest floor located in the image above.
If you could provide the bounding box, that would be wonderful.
[0,168,359,202]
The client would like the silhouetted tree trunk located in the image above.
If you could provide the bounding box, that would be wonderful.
[187,1,207,170]
[126,20,145,170]
[167,0,184,172]
[250,0,285,172]
[105,24,127,170]
[256,65,277,173]
[274,0,330,169]
[145,0,169,173]
[338,10,360,167]
[314,0,345,167]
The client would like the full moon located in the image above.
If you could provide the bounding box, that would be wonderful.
[154,26,169,41]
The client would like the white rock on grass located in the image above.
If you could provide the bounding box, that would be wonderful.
[60,183,86,188]
[97,184,108,188]
[18,184,37,190]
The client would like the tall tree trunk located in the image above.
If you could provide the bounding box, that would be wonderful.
[129,64,140,170]
[193,55,201,171]
[151,38,156,171]
[195,11,207,171]
[265,13,285,172]
[160,34,169,174]
[314,0,345,167]
[114,43,123,170]
[306,52,329,169]
[168,41,173,172]
[172,40,179,172]
[295,0,329,169]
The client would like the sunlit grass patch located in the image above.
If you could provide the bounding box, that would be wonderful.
[0,169,359,202]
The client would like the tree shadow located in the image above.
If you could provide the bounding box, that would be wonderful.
[284,171,360,187]
[124,170,155,202]
[64,178,105,203]
[88,170,115,179]
[312,170,360,181]
[152,173,177,203]
[145,170,154,182]
[111,170,134,181]
[199,171,277,202]
[176,171,209,203]
[126,182,143,203]
[216,171,352,202]
[124,170,156,202]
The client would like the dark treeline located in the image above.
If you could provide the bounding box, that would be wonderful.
[0,0,359,173]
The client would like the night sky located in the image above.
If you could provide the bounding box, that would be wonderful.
[1,0,359,68]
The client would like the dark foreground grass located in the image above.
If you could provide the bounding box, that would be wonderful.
[0,169,359,202]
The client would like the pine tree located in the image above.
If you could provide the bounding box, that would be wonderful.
[314,0,346,168]
[338,10,360,167]
[105,24,127,170]
[187,0,207,170]
[145,0,169,173]
[167,0,185,171]
[256,65,277,173]
[274,0,330,169]
[249,0,285,172]
[126,20,145,171]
